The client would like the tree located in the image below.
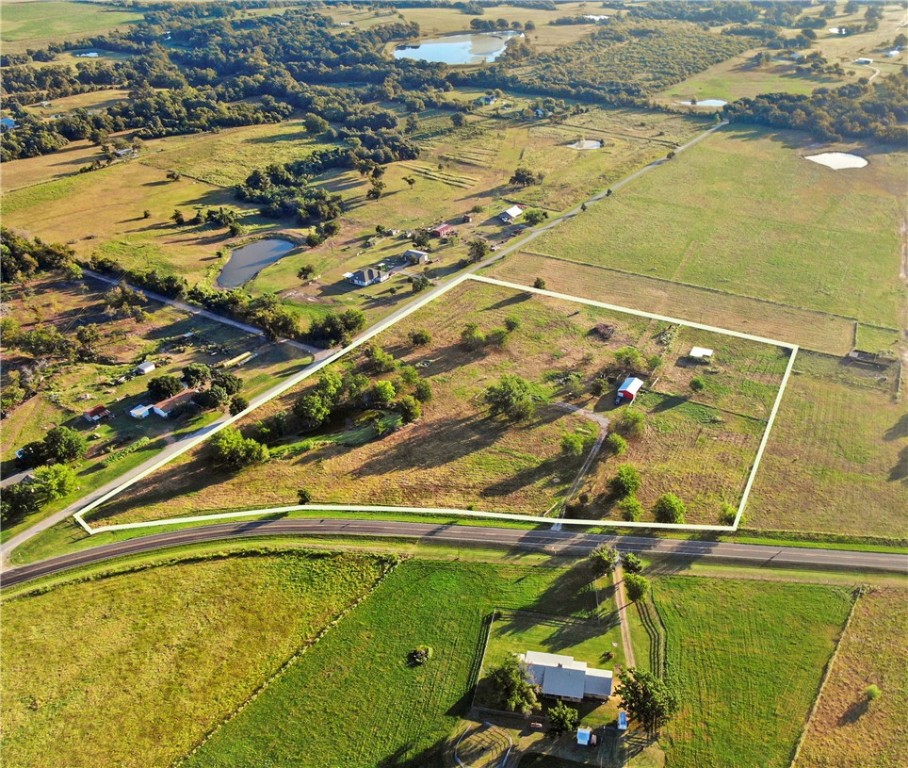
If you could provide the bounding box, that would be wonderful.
[371,380,396,407]
[624,573,650,602]
[408,329,431,346]
[211,427,269,469]
[1,481,41,524]
[148,375,182,401]
[468,239,490,263]
[488,656,539,714]
[229,395,248,416]
[413,378,433,403]
[618,495,643,522]
[41,426,87,464]
[303,113,329,134]
[411,274,430,293]
[510,167,541,186]
[297,488,313,504]
[293,392,331,429]
[460,322,486,350]
[654,493,686,524]
[623,552,643,573]
[32,463,77,500]
[533,277,546,289]
[193,384,229,410]
[212,371,243,396]
[561,432,585,457]
[450,112,466,128]
[396,394,422,423]
[524,209,546,225]
[616,668,679,735]
[171,209,185,226]
[605,433,628,456]
[484,374,536,421]
[611,464,641,497]
[591,543,619,576]
[182,362,212,388]
[297,264,316,280]
[548,700,580,737]
[614,346,646,374]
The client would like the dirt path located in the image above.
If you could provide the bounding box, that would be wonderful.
[614,565,636,669]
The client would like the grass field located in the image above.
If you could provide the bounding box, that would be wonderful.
[184,558,607,768]
[0,1,143,53]
[86,280,784,526]
[528,126,906,328]
[0,550,389,768]
[22,88,133,119]
[654,576,854,768]
[745,352,907,539]
[795,587,908,767]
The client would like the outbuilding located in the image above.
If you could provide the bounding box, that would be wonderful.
[854,57,874,64]
[688,346,713,362]
[83,404,112,423]
[129,404,151,419]
[403,249,429,265]
[135,361,156,375]
[576,727,592,746]
[429,223,455,238]
[499,205,524,224]
[616,376,644,404]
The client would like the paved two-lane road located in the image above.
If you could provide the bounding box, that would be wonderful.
[3,518,905,587]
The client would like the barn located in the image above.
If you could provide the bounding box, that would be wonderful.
[616,377,644,404]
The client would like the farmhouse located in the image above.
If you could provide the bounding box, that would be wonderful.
[152,390,197,418]
[129,404,151,419]
[429,223,455,238]
[499,205,524,224]
[518,651,613,702]
[403,249,429,265]
[135,361,156,375]
[83,404,112,423]
[615,376,644,404]
[344,268,389,288]
[688,346,714,362]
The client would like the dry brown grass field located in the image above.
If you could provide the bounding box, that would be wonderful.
[795,587,908,768]
[87,280,784,527]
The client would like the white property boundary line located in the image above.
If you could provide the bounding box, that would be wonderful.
[74,275,798,536]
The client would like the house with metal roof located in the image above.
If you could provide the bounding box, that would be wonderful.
[499,205,524,224]
[518,650,613,702]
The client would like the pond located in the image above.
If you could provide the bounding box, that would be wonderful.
[393,31,522,65]
[804,152,868,170]
[678,99,728,107]
[217,238,296,288]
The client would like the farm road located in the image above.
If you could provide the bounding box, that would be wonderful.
[3,518,906,587]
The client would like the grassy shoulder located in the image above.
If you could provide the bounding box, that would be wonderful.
[0,548,391,768]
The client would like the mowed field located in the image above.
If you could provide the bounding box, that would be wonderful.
[0,1,143,53]
[528,126,906,329]
[185,558,612,768]
[796,587,908,768]
[745,352,907,539]
[654,577,854,768]
[0,550,390,768]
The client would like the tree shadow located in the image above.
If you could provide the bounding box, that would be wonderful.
[884,413,908,441]
[888,445,907,484]
[838,696,871,725]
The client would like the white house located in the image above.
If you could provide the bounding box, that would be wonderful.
[135,361,156,375]
[518,651,613,702]
[499,205,524,224]
[344,268,389,288]
[152,390,196,418]
[129,404,151,419]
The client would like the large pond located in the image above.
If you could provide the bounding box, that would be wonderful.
[678,98,728,107]
[217,238,296,288]
[393,31,522,65]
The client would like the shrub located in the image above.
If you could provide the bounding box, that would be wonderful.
[408,645,433,665]
[624,573,650,602]
[615,345,646,373]
[548,700,580,737]
[654,493,686,524]
[533,277,546,289]
[719,502,737,525]
[865,684,882,701]
[413,379,433,403]
[484,374,536,421]
[591,543,619,575]
[611,464,642,497]
[486,328,509,348]
[561,432,586,457]
[408,329,431,346]
[504,316,520,332]
[365,344,397,373]
[690,376,706,392]
[605,433,628,456]
[229,395,249,416]
[623,552,643,573]
[297,488,312,504]
[396,394,422,423]
[211,427,269,469]
[371,380,396,407]
[618,495,643,522]
[293,392,331,429]
[460,322,486,350]
[617,410,646,438]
